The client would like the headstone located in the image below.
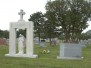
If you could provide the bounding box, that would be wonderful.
[51,39,57,46]
[83,40,88,45]
[6,39,9,45]
[79,40,86,47]
[5,9,37,58]
[57,43,83,60]
[40,39,46,47]
[87,39,91,45]
[34,37,40,45]
[55,38,60,45]
[46,39,50,42]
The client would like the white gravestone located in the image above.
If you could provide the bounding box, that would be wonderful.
[40,39,46,47]
[18,34,25,54]
[57,43,83,60]
[5,9,37,58]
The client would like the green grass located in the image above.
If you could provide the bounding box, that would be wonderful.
[0,43,91,68]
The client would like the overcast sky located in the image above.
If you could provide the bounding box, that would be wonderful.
[0,0,47,30]
[0,0,91,32]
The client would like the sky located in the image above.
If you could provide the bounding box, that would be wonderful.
[0,0,48,30]
[0,0,91,33]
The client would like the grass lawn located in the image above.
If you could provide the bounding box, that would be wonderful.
[0,43,91,68]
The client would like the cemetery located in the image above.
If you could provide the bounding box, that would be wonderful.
[0,41,91,68]
[0,0,91,68]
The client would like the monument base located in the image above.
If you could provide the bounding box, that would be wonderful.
[57,56,83,60]
[5,54,38,58]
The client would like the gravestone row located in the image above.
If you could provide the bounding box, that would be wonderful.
[0,38,9,45]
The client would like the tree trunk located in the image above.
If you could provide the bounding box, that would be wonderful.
[38,32,41,45]
[49,36,52,46]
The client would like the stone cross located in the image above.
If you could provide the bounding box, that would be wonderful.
[18,9,25,21]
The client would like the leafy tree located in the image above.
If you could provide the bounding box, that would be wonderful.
[0,30,9,38]
[28,12,45,43]
[85,30,91,39]
[45,0,91,43]
[45,11,59,45]
[3,30,9,38]
[0,30,3,38]
[16,29,26,38]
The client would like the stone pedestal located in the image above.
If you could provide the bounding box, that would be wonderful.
[57,43,83,60]
[5,54,37,58]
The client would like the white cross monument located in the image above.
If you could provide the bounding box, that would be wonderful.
[5,9,38,58]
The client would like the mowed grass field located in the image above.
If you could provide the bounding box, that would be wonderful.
[0,43,91,68]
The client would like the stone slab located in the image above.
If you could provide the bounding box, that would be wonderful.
[57,43,83,60]
[5,54,38,58]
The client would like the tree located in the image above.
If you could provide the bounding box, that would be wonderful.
[3,30,9,38]
[28,12,45,43]
[45,11,59,45]
[16,29,26,38]
[0,29,9,38]
[45,0,91,43]
[0,30,3,38]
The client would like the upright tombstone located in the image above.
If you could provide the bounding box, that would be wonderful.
[34,37,40,45]
[57,43,83,60]
[40,39,46,47]
[5,10,37,58]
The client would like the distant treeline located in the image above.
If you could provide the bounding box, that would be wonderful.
[0,29,26,39]
[0,29,9,39]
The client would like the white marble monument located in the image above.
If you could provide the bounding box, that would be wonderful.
[5,9,38,58]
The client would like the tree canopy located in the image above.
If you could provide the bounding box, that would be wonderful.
[0,30,9,38]
[28,12,46,43]
[45,0,91,43]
